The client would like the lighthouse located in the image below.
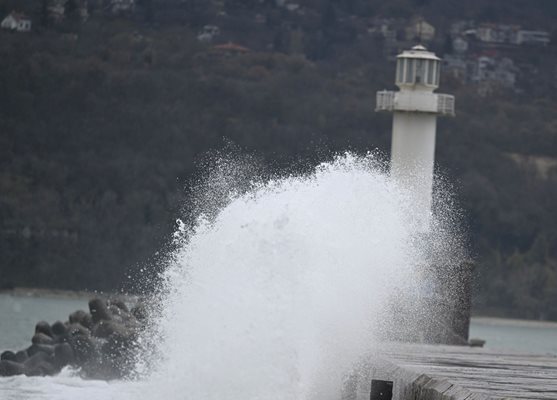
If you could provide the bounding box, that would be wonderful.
[376,45,454,231]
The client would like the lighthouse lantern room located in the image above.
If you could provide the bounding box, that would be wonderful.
[396,46,440,88]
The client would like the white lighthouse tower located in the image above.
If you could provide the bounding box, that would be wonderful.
[376,45,455,230]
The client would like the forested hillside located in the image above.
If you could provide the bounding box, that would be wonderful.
[1,0,556,319]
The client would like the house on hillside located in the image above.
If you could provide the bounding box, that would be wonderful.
[405,17,435,42]
[460,23,550,47]
[48,0,89,23]
[444,55,471,82]
[48,0,66,22]
[197,25,220,43]
[450,20,475,37]
[471,56,518,92]
[452,36,469,54]
[1,12,31,32]
[476,23,520,45]
[285,3,300,12]
[515,30,550,46]
[111,0,135,14]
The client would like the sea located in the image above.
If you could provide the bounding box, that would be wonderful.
[2,293,556,355]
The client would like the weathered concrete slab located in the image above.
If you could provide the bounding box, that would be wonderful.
[352,343,557,400]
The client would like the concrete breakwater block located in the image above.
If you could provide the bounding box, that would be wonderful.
[0,297,147,379]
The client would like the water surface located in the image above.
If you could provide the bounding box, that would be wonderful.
[470,316,557,355]
[0,294,87,350]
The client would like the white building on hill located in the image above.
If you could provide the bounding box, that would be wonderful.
[111,0,135,14]
[1,12,31,32]
[472,56,518,90]
[515,30,550,46]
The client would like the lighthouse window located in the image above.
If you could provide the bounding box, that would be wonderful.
[430,61,439,86]
[435,61,440,85]
[427,60,434,85]
[396,60,404,83]
[405,59,414,83]
[415,59,425,84]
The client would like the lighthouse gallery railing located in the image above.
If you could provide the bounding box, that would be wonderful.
[375,91,455,116]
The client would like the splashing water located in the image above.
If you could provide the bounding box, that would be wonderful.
[137,152,461,400]
[1,152,465,400]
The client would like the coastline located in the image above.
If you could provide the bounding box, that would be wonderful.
[2,288,556,327]
[471,316,557,328]
[0,287,133,301]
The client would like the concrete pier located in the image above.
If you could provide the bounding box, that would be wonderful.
[350,343,557,400]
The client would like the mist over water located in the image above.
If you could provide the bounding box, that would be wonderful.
[138,152,463,400]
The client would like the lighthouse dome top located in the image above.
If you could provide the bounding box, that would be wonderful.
[395,45,441,90]
[396,45,441,61]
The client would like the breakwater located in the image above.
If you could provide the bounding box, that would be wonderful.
[0,297,145,379]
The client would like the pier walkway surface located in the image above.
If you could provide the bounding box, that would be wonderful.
[356,343,557,400]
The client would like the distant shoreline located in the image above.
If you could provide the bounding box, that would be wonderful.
[2,288,556,326]
[471,316,557,328]
[0,287,130,301]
